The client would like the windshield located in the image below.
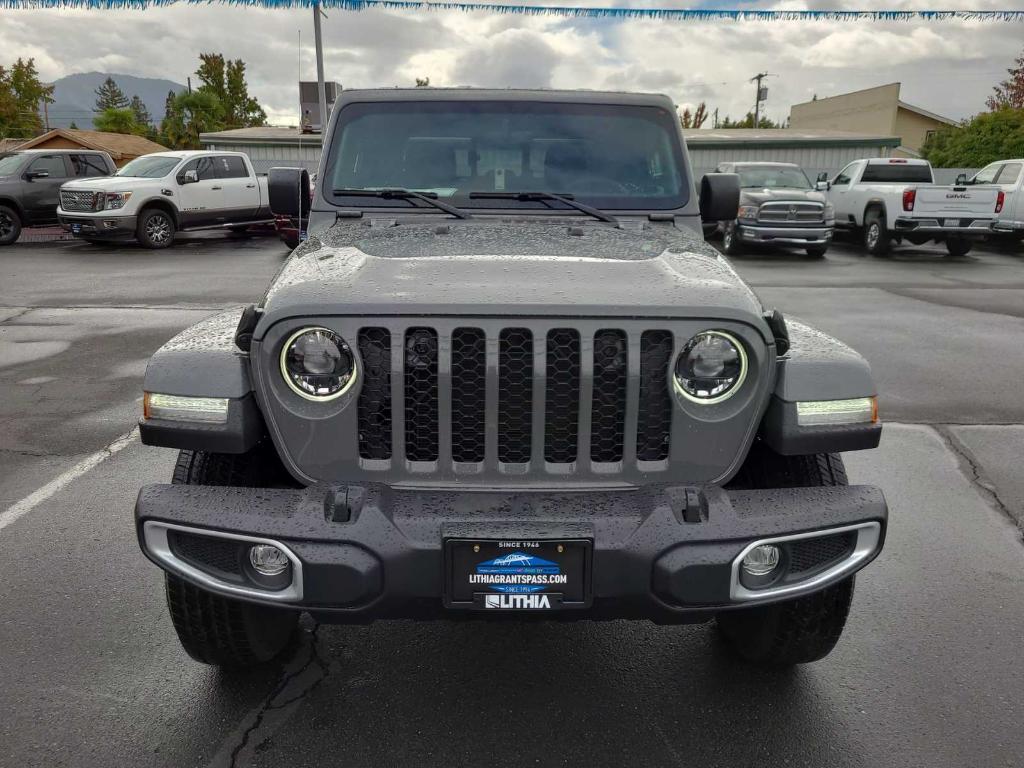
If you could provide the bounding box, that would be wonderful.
[0,153,27,176]
[324,100,689,210]
[116,155,181,178]
[736,165,811,189]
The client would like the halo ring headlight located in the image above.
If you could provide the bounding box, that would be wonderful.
[674,330,748,404]
[279,327,357,401]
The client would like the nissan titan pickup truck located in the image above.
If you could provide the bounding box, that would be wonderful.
[57,150,272,248]
[826,157,1000,257]
[713,161,834,258]
[135,89,887,669]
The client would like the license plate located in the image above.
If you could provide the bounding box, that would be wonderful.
[943,218,962,227]
[445,539,591,610]
[71,223,82,233]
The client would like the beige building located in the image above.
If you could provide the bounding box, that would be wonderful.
[789,83,957,158]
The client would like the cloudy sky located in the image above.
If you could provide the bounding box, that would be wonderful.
[1,0,1021,126]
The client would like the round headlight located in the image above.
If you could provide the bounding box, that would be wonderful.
[280,327,356,400]
[674,330,747,403]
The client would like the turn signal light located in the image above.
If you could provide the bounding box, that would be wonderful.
[996,191,1005,214]
[902,189,916,211]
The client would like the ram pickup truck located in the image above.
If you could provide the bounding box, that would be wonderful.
[970,158,1023,243]
[134,88,887,670]
[827,157,1000,257]
[57,150,272,248]
[0,149,115,246]
[713,161,834,258]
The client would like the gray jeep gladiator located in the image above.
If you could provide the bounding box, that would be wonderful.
[135,88,886,669]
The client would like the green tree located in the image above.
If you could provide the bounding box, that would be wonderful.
[988,48,1024,111]
[921,108,1024,167]
[69,120,78,129]
[718,111,781,129]
[94,76,130,111]
[160,89,224,149]
[129,95,152,127]
[93,107,143,135]
[0,58,54,138]
[680,102,708,129]
[195,53,266,129]
[415,77,430,87]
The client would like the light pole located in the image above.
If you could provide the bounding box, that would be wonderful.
[751,71,770,128]
[313,1,328,132]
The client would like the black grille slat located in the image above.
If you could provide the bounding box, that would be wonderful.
[590,330,628,462]
[168,532,242,576]
[636,330,673,461]
[357,328,393,460]
[404,328,439,461]
[498,328,533,463]
[544,329,581,463]
[789,532,856,574]
[451,328,487,463]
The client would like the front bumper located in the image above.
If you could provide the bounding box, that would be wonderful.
[893,217,994,238]
[58,213,137,239]
[135,481,887,623]
[737,223,833,246]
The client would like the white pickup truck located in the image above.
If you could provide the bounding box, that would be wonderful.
[970,158,1023,243]
[826,157,1001,257]
[57,150,272,248]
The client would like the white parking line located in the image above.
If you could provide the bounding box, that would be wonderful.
[0,429,137,534]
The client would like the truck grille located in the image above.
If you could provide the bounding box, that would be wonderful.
[356,324,675,471]
[60,190,102,213]
[757,202,824,224]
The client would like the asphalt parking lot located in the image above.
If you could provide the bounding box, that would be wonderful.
[1,232,1023,768]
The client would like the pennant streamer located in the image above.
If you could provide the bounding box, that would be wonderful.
[1,0,1023,20]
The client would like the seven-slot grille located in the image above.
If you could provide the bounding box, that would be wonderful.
[60,190,102,213]
[757,201,824,224]
[356,326,674,470]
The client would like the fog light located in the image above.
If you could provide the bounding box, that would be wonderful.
[741,544,780,577]
[249,544,289,576]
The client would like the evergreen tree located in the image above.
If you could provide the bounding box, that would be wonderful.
[195,53,266,129]
[129,95,152,127]
[94,76,130,111]
[160,90,224,149]
[69,120,78,129]
[94,107,142,135]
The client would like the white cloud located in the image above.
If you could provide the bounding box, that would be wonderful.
[0,2,1020,126]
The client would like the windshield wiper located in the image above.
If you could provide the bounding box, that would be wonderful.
[332,188,471,219]
[469,191,619,225]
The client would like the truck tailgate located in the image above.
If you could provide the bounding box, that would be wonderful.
[913,185,998,217]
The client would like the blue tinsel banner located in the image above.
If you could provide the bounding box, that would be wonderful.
[1,0,1022,19]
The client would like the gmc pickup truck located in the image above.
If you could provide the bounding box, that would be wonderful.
[970,158,1024,243]
[57,150,272,248]
[826,157,1000,257]
[0,149,116,246]
[135,88,887,671]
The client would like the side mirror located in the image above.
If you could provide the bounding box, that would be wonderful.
[815,180,830,191]
[269,167,311,218]
[816,171,829,182]
[25,171,50,180]
[955,173,968,186]
[180,169,199,184]
[699,173,740,223]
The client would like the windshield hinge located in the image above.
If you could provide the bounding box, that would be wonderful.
[334,210,363,219]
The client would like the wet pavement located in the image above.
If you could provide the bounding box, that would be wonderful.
[1,232,1022,767]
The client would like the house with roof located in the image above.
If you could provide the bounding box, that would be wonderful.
[11,128,166,167]
[788,83,958,157]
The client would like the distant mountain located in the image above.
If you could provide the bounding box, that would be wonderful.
[46,72,187,129]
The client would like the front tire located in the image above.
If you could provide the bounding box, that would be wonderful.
[945,237,972,258]
[164,448,299,668]
[722,221,744,256]
[718,447,855,666]
[0,204,22,246]
[863,209,890,256]
[137,208,175,249]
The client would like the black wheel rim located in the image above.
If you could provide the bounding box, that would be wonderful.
[0,211,15,239]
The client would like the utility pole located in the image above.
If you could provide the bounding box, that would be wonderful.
[751,72,770,128]
[713,107,719,129]
[313,2,328,133]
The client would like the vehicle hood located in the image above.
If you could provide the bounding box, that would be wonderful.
[255,217,767,333]
[739,188,826,205]
[59,177,135,192]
